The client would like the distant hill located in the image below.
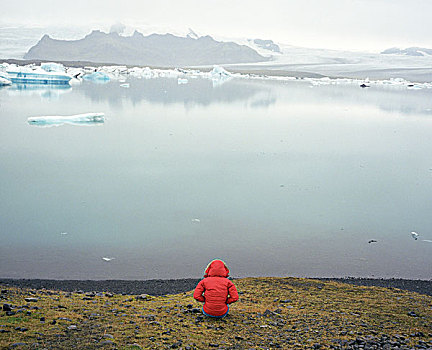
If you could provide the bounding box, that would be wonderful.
[381,47,432,56]
[24,30,269,67]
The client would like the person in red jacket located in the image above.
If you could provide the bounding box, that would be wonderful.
[193,259,239,317]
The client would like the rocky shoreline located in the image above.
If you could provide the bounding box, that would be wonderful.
[1,277,431,296]
[0,279,201,296]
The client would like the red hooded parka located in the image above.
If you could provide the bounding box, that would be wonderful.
[193,260,239,316]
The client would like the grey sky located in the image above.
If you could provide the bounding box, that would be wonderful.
[2,0,432,51]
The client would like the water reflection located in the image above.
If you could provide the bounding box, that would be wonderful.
[6,83,72,100]
[78,77,277,109]
[305,83,432,116]
[77,77,432,116]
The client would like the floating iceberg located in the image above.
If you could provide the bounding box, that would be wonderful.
[210,66,232,79]
[83,71,111,82]
[6,67,72,85]
[209,65,232,86]
[0,76,12,86]
[177,78,188,84]
[41,62,65,72]
[27,112,105,127]
[120,83,130,88]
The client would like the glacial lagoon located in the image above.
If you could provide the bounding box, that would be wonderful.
[0,76,431,280]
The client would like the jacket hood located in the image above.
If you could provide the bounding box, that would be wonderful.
[204,259,230,278]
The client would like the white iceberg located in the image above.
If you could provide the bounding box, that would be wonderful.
[41,62,65,72]
[132,67,153,79]
[66,67,85,80]
[120,83,130,88]
[0,76,12,86]
[69,78,82,86]
[210,66,232,78]
[27,112,105,127]
[209,65,232,86]
[177,78,188,84]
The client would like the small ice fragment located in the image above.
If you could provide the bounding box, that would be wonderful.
[102,257,115,262]
[27,112,105,127]
[422,239,432,243]
[120,83,130,88]
[191,218,201,223]
[177,78,188,84]
[411,231,419,240]
[60,232,68,235]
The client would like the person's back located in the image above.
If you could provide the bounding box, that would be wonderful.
[193,259,239,317]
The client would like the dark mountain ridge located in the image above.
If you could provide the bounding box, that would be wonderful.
[24,30,269,67]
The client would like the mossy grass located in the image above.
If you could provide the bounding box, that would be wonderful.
[1,277,431,349]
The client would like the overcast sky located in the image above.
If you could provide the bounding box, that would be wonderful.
[2,0,432,51]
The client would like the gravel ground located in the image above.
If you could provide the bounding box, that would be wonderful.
[1,277,431,296]
[0,278,200,295]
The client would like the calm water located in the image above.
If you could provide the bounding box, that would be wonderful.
[1,77,431,280]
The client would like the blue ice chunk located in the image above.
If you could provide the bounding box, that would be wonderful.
[6,68,72,85]
[83,72,111,82]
